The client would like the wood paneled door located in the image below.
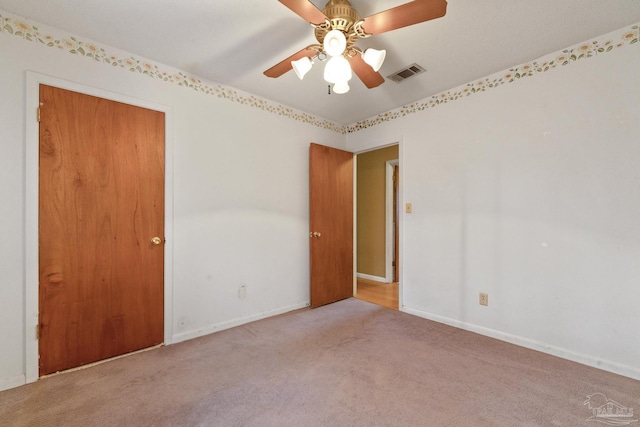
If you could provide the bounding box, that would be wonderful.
[309,143,354,307]
[38,85,165,375]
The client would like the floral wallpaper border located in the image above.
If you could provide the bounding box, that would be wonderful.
[346,24,639,133]
[0,10,637,135]
[0,11,344,134]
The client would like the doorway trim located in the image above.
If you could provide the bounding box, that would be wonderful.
[25,72,174,383]
[353,138,403,309]
[385,159,399,283]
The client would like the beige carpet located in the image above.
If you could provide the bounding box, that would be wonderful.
[1,298,638,426]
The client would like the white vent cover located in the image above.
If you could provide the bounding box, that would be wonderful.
[387,63,426,83]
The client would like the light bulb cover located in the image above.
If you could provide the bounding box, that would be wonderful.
[323,30,347,57]
[291,56,313,80]
[362,48,386,72]
[324,55,352,83]
[333,81,350,94]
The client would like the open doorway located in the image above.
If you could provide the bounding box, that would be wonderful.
[354,144,399,310]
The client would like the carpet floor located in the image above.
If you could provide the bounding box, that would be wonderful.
[1,298,638,426]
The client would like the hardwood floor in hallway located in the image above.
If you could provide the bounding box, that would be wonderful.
[355,278,398,310]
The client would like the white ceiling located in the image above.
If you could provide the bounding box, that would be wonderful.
[1,0,639,124]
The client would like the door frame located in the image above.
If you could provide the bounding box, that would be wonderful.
[385,159,399,283]
[353,139,403,308]
[24,72,174,383]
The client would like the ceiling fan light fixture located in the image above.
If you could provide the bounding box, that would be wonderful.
[291,56,313,80]
[333,81,350,94]
[324,55,352,83]
[323,29,347,57]
[362,48,386,72]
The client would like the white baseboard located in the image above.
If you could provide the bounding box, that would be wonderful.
[402,306,640,381]
[0,374,25,392]
[356,273,387,283]
[172,301,309,344]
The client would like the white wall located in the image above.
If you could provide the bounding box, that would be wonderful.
[348,26,640,379]
[0,12,345,390]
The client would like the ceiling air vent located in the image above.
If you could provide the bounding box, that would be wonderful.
[387,63,426,83]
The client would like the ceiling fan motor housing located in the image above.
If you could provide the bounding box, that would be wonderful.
[315,0,361,49]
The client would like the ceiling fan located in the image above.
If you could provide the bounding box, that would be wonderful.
[264,0,447,94]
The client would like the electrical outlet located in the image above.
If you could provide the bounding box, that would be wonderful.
[479,293,489,306]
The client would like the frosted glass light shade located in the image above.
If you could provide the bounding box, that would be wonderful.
[362,48,386,72]
[324,56,352,83]
[333,81,350,94]
[291,57,313,80]
[323,30,347,57]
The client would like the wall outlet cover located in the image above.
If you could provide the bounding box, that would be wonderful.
[479,293,489,306]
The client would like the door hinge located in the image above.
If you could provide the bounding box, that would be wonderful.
[37,106,41,122]
[36,324,40,340]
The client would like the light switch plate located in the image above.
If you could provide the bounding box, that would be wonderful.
[406,203,412,213]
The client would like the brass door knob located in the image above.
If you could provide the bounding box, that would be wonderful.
[151,237,163,245]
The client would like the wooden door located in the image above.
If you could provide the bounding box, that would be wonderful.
[38,85,165,375]
[309,143,354,307]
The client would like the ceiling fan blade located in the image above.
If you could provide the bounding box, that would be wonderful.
[264,46,318,78]
[348,53,384,89]
[278,0,328,25]
[360,0,447,36]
